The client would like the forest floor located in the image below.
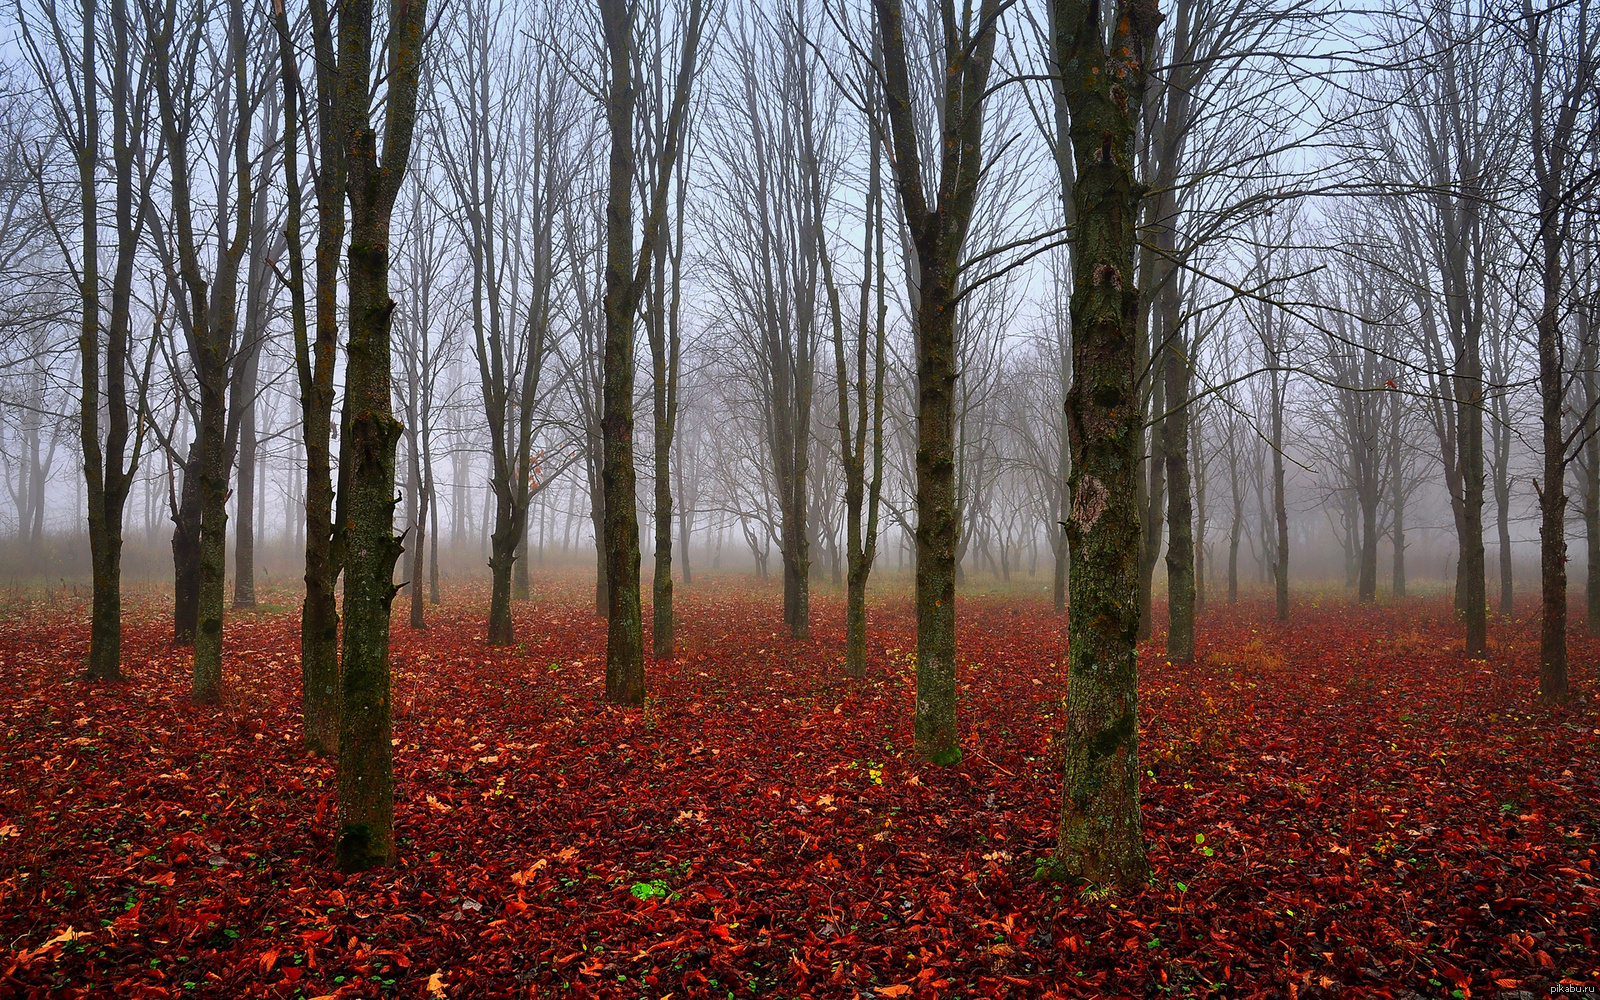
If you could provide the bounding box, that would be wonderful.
[0,578,1596,1000]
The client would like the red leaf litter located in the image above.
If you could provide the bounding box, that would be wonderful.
[1,580,1596,999]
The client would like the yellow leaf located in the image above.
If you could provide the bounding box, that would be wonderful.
[426,971,448,997]
[43,927,87,947]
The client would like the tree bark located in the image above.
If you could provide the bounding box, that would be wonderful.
[278,0,346,756]
[873,0,1001,765]
[333,0,427,872]
[1163,324,1194,662]
[1050,0,1156,893]
[598,0,703,702]
[172,447,201,646]
[1271,370,1289,621]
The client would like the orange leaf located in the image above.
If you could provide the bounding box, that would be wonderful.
[878,987,912,999]
[258,949,279,974]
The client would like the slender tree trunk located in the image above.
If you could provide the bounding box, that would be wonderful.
[428,465,440,605]
[75,0,141,683]
[1136,364,1165,641]
[233,394,257,608]
[600,0,646,703]
[1163,329,1194,662]
[1586,429,1599,633]
[1390,397,1407,598]
[1534,211,1568,703]
[1358,489,1378,604]
[409,441,427,629]
[1497,474,1514,615]
[172,449,201,646]
[1459,372,1488,656]
[277,0,341,755]
[873,0,999,765]
[1272,378,1289,621]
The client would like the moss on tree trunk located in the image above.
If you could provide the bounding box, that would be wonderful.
[1050,0,1155,894]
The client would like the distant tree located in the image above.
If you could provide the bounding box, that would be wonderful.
[18,0,155,681]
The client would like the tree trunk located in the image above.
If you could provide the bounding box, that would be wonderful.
[76,0,141,684]
[600,0,646,704]
[487,487,518,645]
[277,0,341,755]
[873,0,1000,766]
[333,0,427,872]
[1534,203,1568,703]
[172,448,201,646]
[233,393,258,608]
[1458,371,1488,656]
[1050,0,1154,893]
[1358,488,1378,604]
[334,213,405,868]
[1136,362,1165,641]
[1586,428,1599,633]
[1163,328,1194,662]
[409,439,428,629]
[1272,377,1289,621]
[191,331,230,706]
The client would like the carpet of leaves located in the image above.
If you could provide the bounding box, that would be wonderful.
[1,578,1597,1000]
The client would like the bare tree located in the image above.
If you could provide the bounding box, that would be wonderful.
[331,0,429,872]
[597,0,708,704]
[1521,0,1598,704]
[872,0,1002,765]
[18,0,155,681]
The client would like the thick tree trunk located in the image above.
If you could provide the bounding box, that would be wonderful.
[335,205,405,874]
[1163,331,1194,662]
[1358,490,1378,604]
[487,493,520,645]
[192,343,229,706]
[1050,0,1154,893]
[332,0,426,872]
[911,282,959,763]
